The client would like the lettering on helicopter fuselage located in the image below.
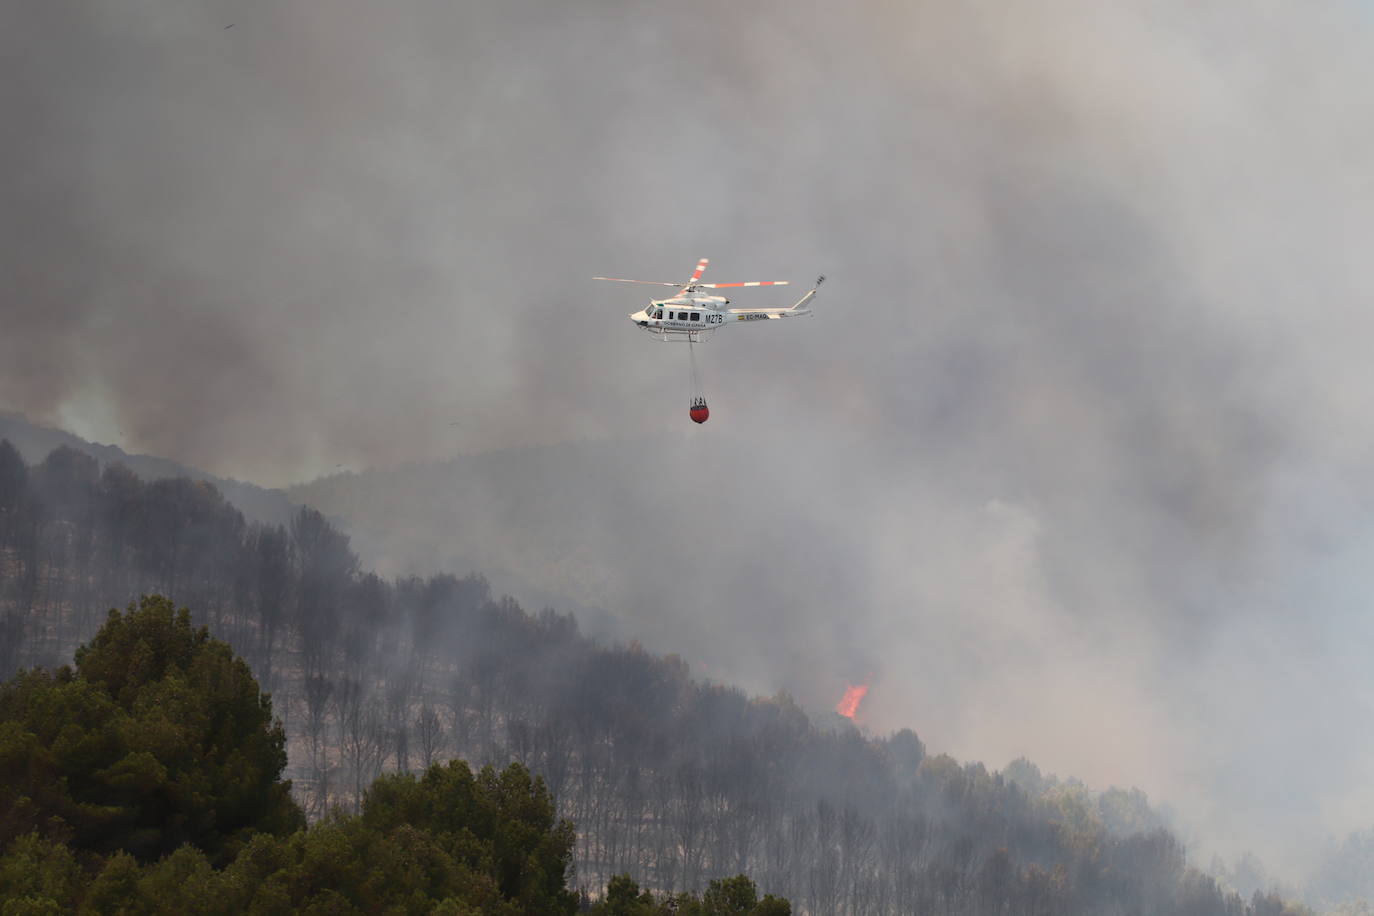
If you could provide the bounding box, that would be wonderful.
[737,313,771,321]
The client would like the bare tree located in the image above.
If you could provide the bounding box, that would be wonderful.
[385,668,415,774]
[338,677,384,812]
[415,702,445,770]
[301,671,334,818]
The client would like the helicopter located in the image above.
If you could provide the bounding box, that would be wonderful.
[596,259,823,423]
[595,258,824,343]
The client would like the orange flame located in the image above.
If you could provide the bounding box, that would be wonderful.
[836,683,869,720]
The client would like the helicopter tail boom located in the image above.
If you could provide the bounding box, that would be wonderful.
[786,276,825,314]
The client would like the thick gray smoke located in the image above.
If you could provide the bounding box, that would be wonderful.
[7,0,1374,882]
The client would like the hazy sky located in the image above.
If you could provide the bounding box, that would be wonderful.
[7,0,1374,881]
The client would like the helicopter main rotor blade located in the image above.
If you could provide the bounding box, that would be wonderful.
[597,260,786,290]
[593,277,683,287]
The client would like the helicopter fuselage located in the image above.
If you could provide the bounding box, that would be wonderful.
[629,291,805,342]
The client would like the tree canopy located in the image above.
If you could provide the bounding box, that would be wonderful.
[0,595,303,863]
[589,873,791,916]
[361,760,578,914]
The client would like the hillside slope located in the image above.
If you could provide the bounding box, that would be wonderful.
[0,436,1312,914]
[0,410,297,526]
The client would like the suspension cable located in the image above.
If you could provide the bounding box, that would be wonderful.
[688,337,705,403]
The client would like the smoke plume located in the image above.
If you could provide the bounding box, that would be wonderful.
[7,0,1374,881]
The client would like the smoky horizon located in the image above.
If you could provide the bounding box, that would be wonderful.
[6,0,1374,890]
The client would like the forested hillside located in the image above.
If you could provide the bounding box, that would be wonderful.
[0,440,1313,914]
[3,595,751,914]
[0,411,296,527]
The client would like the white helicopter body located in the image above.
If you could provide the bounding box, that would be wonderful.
[597,258,823,343]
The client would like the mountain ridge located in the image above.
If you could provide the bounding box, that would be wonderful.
[0,409,298,526]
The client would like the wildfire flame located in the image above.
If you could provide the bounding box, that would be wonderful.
[836,683,869,720]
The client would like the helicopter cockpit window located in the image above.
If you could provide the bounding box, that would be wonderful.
[691,312,701,322]
[654,309,663,320]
